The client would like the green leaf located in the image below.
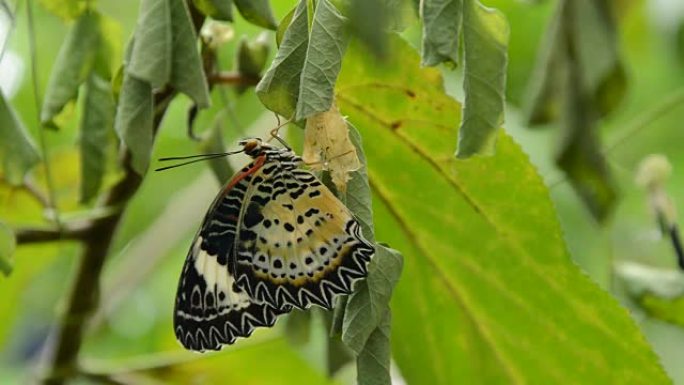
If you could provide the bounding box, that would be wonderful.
[556,61,617,221]
[276,6,296,47]
[236,33,270,78]
[193,0,233,21]
[169,0,211,107]
[93,14,123,80]
[337,36,668,385]
[522,2,564,126]
[234,0,277,30]
[109,338,337,385]
[525,0,625,124]
[342,245,402,353]
[114,73,154,176]
[41,10,101,125]
[420,0,462,66]
[356,311,391,385]
[0,93,40,185]
[338,124,400,385]
[257,0,348,120]
[295,0,349,120]
[199,117,234,183]
[0,221,15,276]
[256,0,309,118]
[38,0,87,21]
[342,124,374,239]
[129,0,172,88]
[80,74,115,202]
[456,0,508,158]
[128,0,209,107]
[523,0,623,221]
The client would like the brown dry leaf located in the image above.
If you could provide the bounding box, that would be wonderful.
[303,103,361,192]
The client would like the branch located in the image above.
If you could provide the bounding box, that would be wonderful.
[38,5,206,384]
[209,71,261,86]
[15,223,92,244]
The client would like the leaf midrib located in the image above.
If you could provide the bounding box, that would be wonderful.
[368,175,526,384]
[337,91,652,367]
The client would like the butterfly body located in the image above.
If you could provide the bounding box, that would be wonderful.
[174,139,374,351]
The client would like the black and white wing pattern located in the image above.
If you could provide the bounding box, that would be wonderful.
[173,138,374,351]
[174,159,291,352]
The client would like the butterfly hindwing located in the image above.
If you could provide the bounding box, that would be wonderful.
[174,158,291,351]
[233,162,374,310]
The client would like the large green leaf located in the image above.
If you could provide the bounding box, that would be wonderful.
[41,10,100,125]
[0,93,40,185]
[345,0,391,59]
[420,0,462,66]
[257,0,348,120]
[133,339,337,385]
[80,74,115,202]
[336,36,668,385]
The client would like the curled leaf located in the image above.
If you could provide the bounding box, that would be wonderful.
[303,103,360,192]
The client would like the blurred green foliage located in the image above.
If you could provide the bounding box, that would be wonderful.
[4,0,684,384]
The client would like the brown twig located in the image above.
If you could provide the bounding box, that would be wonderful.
[15,222,92,244]
[38,21,193,385]
[209,71,261,86]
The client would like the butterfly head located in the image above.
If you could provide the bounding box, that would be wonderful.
[239,138,273,157]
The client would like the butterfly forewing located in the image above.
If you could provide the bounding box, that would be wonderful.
[174,159,291,352]
[233,162,374,310]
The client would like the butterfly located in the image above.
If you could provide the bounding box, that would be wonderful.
[172,138,374,351]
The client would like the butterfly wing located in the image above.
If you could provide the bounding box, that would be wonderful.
[174,158,291,351]
[233,164,374,310]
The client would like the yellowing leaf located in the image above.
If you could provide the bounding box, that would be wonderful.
[303,103,361,192]
[336,36,668,385]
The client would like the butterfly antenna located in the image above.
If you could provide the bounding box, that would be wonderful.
[155,150,244,172]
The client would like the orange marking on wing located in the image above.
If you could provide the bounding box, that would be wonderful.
[222,155,267,194]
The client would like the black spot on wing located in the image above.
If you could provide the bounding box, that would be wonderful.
[243,203,264,228]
